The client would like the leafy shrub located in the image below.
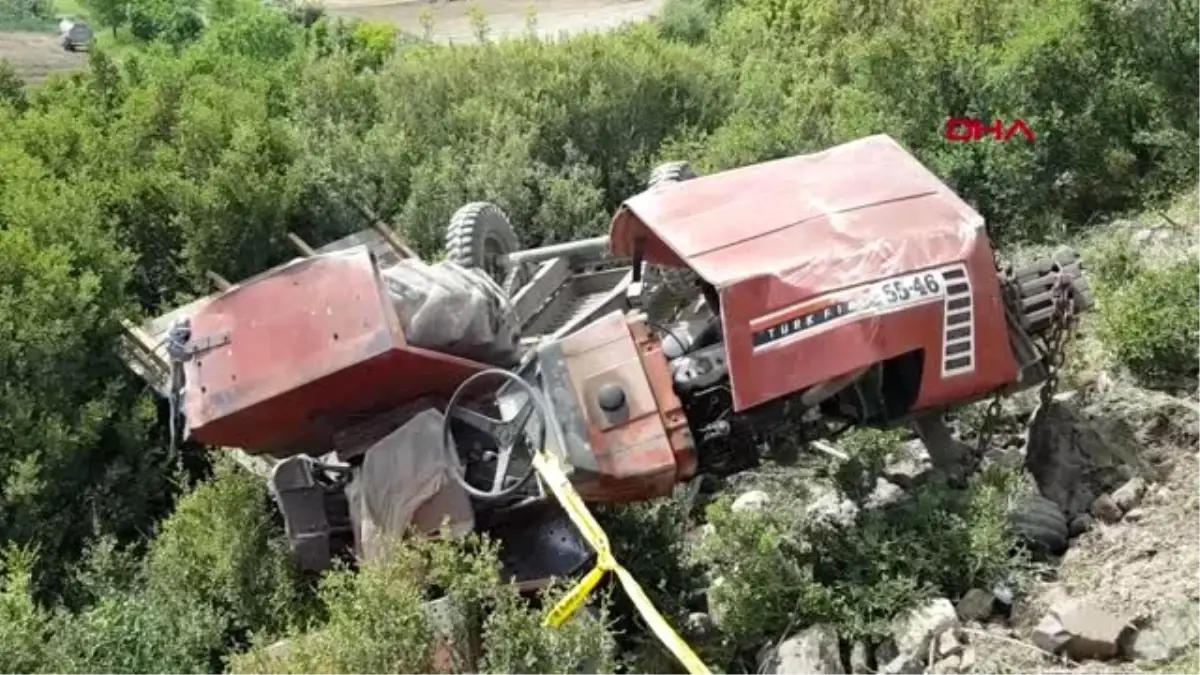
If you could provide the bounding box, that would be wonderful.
[658,0,717,44]
[128,0,206,45]
[46,584,228,674]
[1099,256,1200,386]
[143,456,311,642]
[828,428,906,502]
[0,546,53,673]
[0,0,56,29]
[1088,232,1146,291]
[0,540,227,674]
[695,465,1024,651]
[350,20,398,70]
[230,533,617,674]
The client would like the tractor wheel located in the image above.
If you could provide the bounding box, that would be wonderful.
[1006,246,1093,337]
[1008,493,1068,557]
[444,202,522,290]
[644,161,701,320]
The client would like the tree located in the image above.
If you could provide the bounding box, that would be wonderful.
[82,0,129,36]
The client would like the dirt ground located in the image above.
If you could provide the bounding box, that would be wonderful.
[0,31,87,85]
[323,0,664,44]
[972,390,1200,674]
[1,0,657,87]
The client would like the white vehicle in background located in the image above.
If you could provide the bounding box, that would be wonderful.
[58,18,94,52]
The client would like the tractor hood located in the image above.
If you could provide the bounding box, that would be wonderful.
[609,134,984,294]
[609,135,996,412]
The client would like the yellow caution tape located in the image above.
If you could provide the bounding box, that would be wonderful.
[532,451,712,675]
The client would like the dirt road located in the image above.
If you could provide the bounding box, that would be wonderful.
[0,31,87,86]
[0,0,659,87]
[323,0,664,44]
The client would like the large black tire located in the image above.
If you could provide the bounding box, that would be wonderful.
[644,162,701,320]
[444,202,521,289]
[1009,493,1069,557]
[1005,246,1093,337]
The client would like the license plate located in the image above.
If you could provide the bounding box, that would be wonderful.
[867,272,946,310]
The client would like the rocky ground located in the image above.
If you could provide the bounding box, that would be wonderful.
[713,381,1197,675]
[687,194,1200,675]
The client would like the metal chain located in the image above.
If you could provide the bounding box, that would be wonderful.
[973,253,1079,455]
[1036,276,1078,410]
[975,391,1005,455]
[974,247,1009,455]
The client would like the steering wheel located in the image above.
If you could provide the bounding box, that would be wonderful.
[443,368,548,500]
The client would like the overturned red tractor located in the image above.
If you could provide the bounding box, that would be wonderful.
[121,134,1092,586]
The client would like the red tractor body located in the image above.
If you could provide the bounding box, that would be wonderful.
[179,248,490,457]
[610,134,1018,414]
[121,134,1091,579]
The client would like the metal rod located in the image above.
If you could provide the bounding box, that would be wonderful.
[501,236,611,266]
[370,222,418,260]
[287,232,317,257]
[811,440,849,462]
[206,271,232,291]
[344,196,419,259]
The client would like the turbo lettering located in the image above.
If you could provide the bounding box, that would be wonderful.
[753,301,855,347]
[943,118,1036,143]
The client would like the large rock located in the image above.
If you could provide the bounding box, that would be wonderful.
[806,491,860,529]
[891,598,960,666]
[928,654,961,674]
[848,641,872,674]
[955,588,995,622]
[885,440,935,489]
[1126,603,1200,663]
[1111,477,1147,512]
[760,624,845,674]
[879,654,925,674]
[732,490,771,513]
[866,477,907,510]
[1023,399,1141,520]
[1090,493,1123,524]
[1031,598,1134,661]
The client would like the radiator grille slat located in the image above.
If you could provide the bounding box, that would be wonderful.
[941,265,975,377]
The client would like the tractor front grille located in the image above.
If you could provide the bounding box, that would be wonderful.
[940,265,975,377]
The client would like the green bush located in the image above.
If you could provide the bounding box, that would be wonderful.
[658,0,717,43]
[0,0,56,29]
[0,539,228,674]
[695,465,1024,651]
[229,534,617,674]
[1099,256,1200,386]
[1088,233,1147,291]
[143,456,311,642]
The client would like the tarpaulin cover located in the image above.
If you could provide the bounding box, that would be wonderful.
[346,408,474,563]
[380,259,521,368]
